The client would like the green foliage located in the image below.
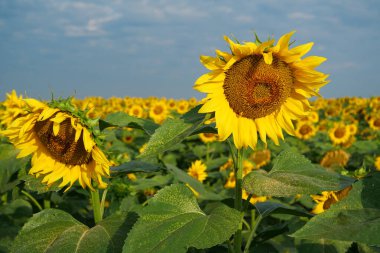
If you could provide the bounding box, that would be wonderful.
[110,160,163,174]
[138,105,206,159]
[99,112,159,135]
[243,148,355,197]
[123,184,241,253]
[291,173,380,246]
[12,209,137,253]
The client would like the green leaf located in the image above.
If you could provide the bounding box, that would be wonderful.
[291,173,380,246]
[99,112,159,135]
[138,106,206,159]
[243,149,355,197]
[296,239,352,253]
[0,143,29,193]
[123,184,241,253]
[254,201,313,218]
[110,160,163,174]
[12,209,137,253]
[166,164,223,200]
[21,174,61,194]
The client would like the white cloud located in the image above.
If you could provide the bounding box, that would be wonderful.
[235,15,254,23]
[288,12,315,20]
[50,1,121,37]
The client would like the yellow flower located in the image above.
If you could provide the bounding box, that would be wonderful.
[1,99,111,191]
[242,190,268,205]
[224,172,236,188]
[187,160,208,182]
[167,99,177,111]
[188,97,198,107]
[199,132,218,143]
[311,186,352,214]
[149,100,168,124]
[0,90,27,127]
[295,121,317,140]
[320,150,350,168]
[249,149,271,169]
[176,100,189,114]
[375,156,380,171]
[329,123,351,145]
[128,104,144,118]
[194,31,329,149]
[368,116,380,130]
[220,158,233,171]
[127,173,137,181]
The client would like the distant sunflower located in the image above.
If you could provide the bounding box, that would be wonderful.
[128,104,144,118]
[320,150,350,168]
[375,156,380,171]
[368,116,380,130]
[329,124,351,145]
[1,99,111,191]
[0,90,27,127]
[311,186,352,214]
[249,149,271,169]
[295,121,317,140]
[199,132,218,143]
[194,31,329,149]
[187,160,208,182]
[242,190,268,205]
[149,101,168,124]
[177,100,189,114]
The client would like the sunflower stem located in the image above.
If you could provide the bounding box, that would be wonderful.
[100,189,108,218]
[243,213,263,253]
[90,189,102,224]
[233,148,244,253]
[21,190,42,211]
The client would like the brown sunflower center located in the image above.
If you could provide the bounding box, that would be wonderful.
[153,106,163,115]
[34,117,92,165]
[334,127,346,138]
[223,55,293,119]
[299,124,312,135]
[374,118,380,127]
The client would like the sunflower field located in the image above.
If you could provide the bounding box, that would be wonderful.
[1,32,380,253]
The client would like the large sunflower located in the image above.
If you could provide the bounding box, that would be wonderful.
[194,31,329,149]
[1,99,111,191]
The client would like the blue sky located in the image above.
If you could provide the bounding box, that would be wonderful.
[0,0,379,100]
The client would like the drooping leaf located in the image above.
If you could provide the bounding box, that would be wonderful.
[291,173,380,246]
[0,143,29,193]
[243,149,355,197]
[99,112,159,135]
[254,201,313,218]
[110,160,163,174]
[12,209,137,253]
[123,184,241,253]
[138,106,206,159]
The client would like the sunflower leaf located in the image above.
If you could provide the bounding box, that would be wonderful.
[110,160,163,174]
[99,112,159,135]
[11,209,138,253]
[291,173,380,246]
[122,184,241,253]
[138,106,206,159]
[243,148,355,197]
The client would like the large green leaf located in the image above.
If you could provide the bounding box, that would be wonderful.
[138,106,206,159]
[243,149,355,197]
[254,201,313,218]
[291,172,380,246]
[123,184,241,253]
[99,112,159,135]
[12,209,137,253]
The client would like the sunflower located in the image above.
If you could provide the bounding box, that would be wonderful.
[320,150,350,168]
[242,190,267,205]
[128,104,144,118]
[311,186,352,214]
[375,156,380,171]
[249,149,271,169]
[199,132,218,143]
[329,123,351,145]
[149,100,168,124]
[187,160,208,182]
[177,100,189,114]
[368,116,380,130]
[194,31,329,149]
[167,99,177,111]
[295,121,317,140]
[0,90,27,127]
[1,99,111,191]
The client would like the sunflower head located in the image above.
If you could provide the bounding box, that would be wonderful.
[187,160,208,183]
[295,121,317,140]
[194,31,329,149]
[2,98,111,191]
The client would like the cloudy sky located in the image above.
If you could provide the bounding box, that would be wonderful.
[0,0,379,100]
